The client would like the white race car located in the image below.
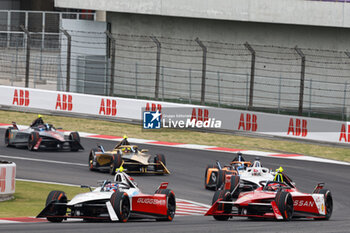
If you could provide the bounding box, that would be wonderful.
[37,172,175,222]
[219,159,275,197]
[237,159,275,192]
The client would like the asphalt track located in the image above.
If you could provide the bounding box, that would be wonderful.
[0,128,349,233]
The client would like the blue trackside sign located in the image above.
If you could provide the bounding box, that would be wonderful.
[143,110,161,129]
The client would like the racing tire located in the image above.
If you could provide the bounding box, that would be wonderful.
[88,148,100,171]
[204,165,219,190]
[313,189,333,220]
[155,189,176,221]
[28,131,40,151]
[216,170,226,190]
[110,191,130,222]
[229,175,240,199]
[212,190,232,221]
[69,132,80,152]
[110,152,122,175]
[154,154,166,173]
[4,127,13,147]
[45,190,67,223]
[275,191,293,221]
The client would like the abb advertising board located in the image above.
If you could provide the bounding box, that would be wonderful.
[0,85,348,144]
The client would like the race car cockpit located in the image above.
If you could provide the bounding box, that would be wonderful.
[230,152,252,171]
[114,136,131,149]
[261,171,296,191]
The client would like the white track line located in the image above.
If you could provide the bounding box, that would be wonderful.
[16,178,82,187]
[0,155,86,167]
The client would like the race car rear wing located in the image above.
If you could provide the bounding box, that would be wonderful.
[312,182,325,193]
[120,160,171,174]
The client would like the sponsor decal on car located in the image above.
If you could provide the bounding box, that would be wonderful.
[312,194,325,215]
[136,198,166,205]
[293,200,314,207]
[211,172,216,182]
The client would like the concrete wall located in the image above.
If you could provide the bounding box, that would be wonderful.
[55,0,350,29]
[20,0,54,11]
[107,12,350,50]
[0,0,20,10]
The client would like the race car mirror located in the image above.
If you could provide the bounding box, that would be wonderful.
[80,185,92,192]
[141,149,148,153]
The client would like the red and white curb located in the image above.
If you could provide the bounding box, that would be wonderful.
[0,201,209,224]
[0,123,349,166]
[176,199,210,216]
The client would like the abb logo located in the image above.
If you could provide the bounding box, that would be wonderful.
[99,99,117,116]
[339,124,350,142]
[191,108,209,122]
[238,113,257,131]
[145,103,162,112]
[12,89,29,106]
[55,94,73,111]
[287,118,308,137]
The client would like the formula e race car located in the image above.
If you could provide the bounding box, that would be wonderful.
[230,159,274,196]
[37,171,176,222]
[204,153,253,190]
[4,122,83,151]
[205,172,333,221]
[89,137,170,175]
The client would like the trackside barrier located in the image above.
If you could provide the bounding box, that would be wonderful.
[0,85,349,145]
[0,161,16,201]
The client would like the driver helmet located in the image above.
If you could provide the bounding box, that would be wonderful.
[276,167,284,173]
[105,183,119,192]
[252,168,261,176]
[122,147,130,153]
[267,183,280,191]
[38,125,45,131]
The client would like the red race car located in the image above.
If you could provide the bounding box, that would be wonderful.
[205,172,332,221]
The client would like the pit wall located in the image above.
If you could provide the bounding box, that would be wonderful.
[0,85,349,145]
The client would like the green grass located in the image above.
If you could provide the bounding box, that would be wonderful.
[1,110,349,162]
[0,180,88,218]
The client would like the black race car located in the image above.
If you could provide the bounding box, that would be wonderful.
[5,122,84,151]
